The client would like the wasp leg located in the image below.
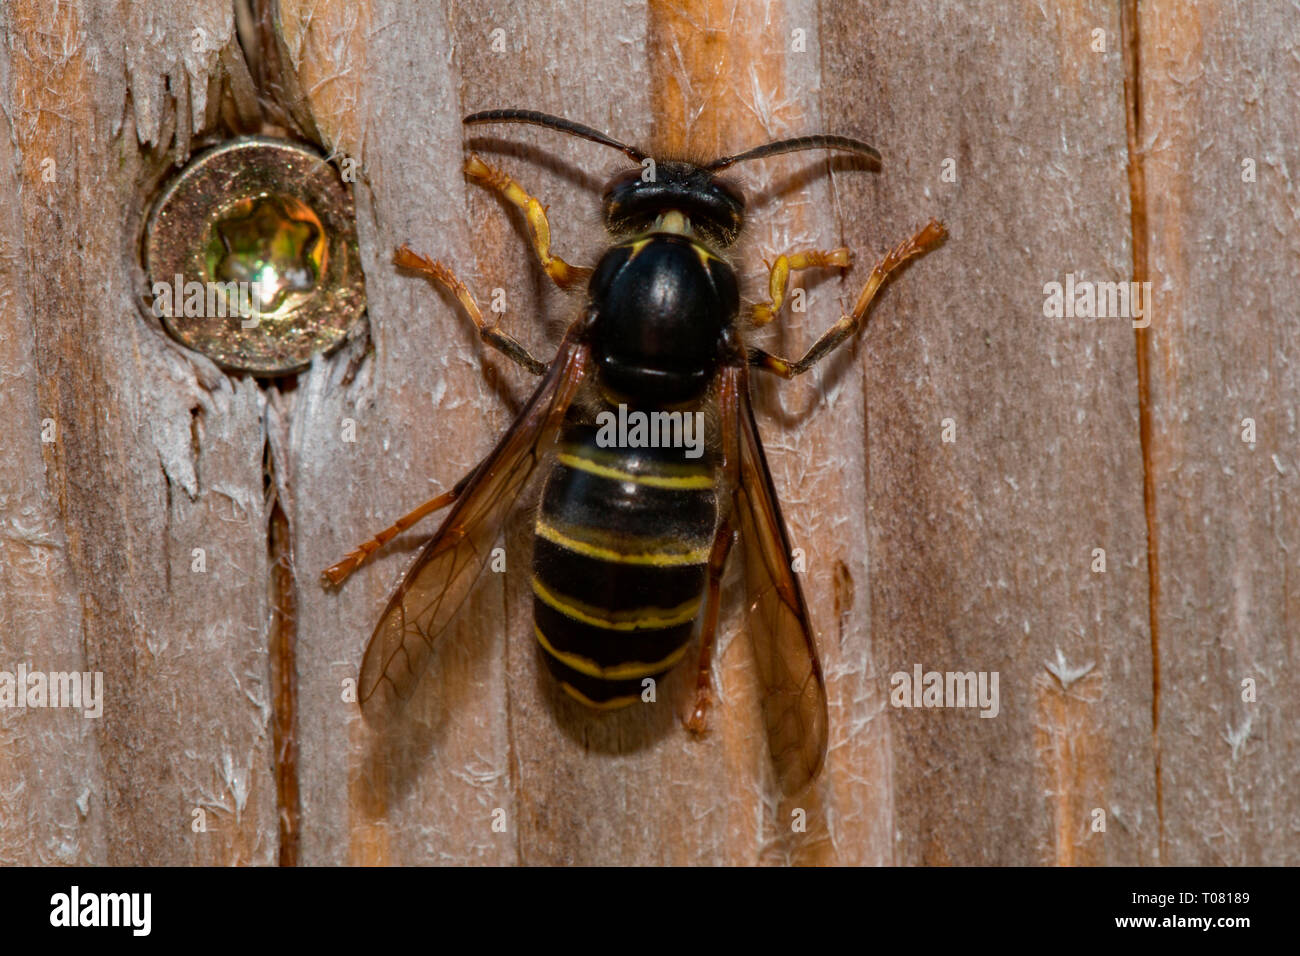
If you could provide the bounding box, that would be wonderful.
[321,466,478,587]
[685,517,737,735]
[464,154,591,290]
[749,220,946,377]
[751,247,852,326]
[394,246,547,375]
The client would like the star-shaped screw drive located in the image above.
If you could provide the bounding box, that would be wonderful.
[213,194,324,313]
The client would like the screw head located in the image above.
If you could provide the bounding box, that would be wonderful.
[144,137,365,375]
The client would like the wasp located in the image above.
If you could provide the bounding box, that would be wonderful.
[324,109,945,795]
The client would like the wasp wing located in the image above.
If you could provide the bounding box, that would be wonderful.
[359,334,590,716]
[733,387,829,795]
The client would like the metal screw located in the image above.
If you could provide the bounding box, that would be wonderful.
[144,137,365,375]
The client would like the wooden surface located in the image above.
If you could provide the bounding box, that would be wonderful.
[0,0,1294,865]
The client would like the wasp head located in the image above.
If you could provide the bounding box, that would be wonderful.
[601,163,744,247]
[463,110,882,250]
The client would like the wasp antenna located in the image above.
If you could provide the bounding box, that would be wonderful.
[707,134,882,171]
[464,109,647,163]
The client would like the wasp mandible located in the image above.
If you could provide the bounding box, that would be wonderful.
[324,109,945,795]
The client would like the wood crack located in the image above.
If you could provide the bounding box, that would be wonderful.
[1121,0,1163,863]
[268,457,301,866]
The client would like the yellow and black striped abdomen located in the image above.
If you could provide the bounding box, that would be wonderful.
[532,423,717,708]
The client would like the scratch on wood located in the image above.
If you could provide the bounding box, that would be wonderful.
[1044,647,1095,690]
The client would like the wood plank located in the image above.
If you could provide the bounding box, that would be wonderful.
[823,0,1157,864]
[1139,0,1300,865]
[278,0,520,865]
[0,0,276,864]
[644,0,897,865]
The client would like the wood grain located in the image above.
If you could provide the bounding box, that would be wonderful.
[0,0,275,865]
[0,0,1294,866]
[824,0,1157,866]
[1139,0,1300,865]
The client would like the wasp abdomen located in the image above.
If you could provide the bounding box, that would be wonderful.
[532,423,717,708]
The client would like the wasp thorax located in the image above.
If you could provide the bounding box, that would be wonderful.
[587,230,739,405]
